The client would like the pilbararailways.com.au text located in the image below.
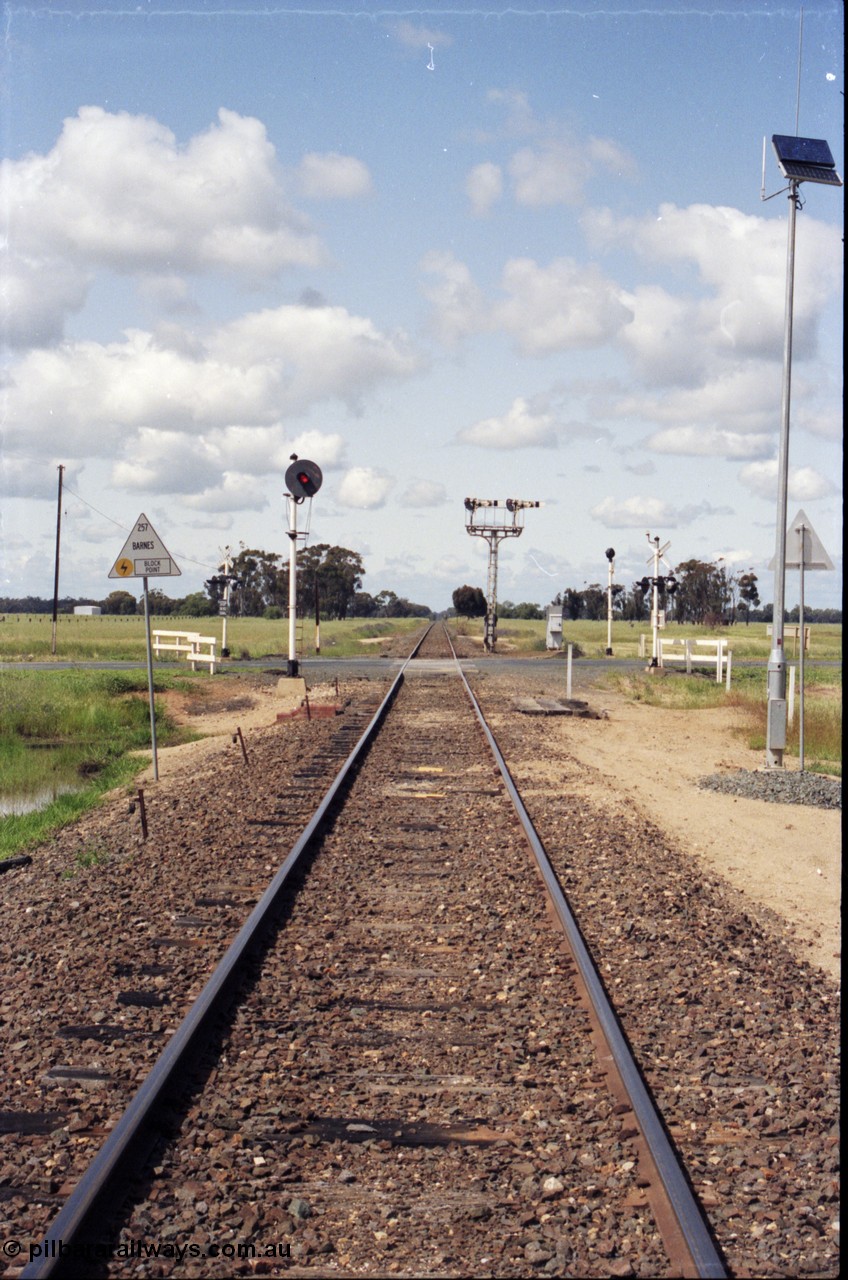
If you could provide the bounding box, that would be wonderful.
[8,1238,291,1264]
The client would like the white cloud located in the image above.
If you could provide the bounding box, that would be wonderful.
[709,548,757,569]
[181,473,271,514]
[4,106,323,275]
[587,202,842,366]
[111,431,224,494]
[494,257,632,355]
[738,460,834,502]
[607,365,780,435]
[509,139,589,207]
[591,496,724,528]
[337,467,394,510]
[295,152,373,200]
[105,425,346,508]
[0,106,327,346]
[0,457,82,500]
[459,397,557,450]
[465,162,503,217]
[420,250,487,344]
[484,89,537,138]
[392,21,452,50]
[430,553,472,582]
[1,257,89,348]
[422,252,631,353]
[402,480,449,507]
[480,91,636,202]
[4,304,417,460]
[645,427,773,459]
[139,276,200,316]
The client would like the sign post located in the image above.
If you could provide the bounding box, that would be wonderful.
[768,509,833,772]
[109,514,181,782]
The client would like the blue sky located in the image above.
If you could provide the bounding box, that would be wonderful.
[1,1,843,611]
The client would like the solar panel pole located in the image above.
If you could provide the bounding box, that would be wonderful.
[765,178,800,769]
[764,135,841,767]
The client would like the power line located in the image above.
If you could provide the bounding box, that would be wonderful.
[62,482,219,573]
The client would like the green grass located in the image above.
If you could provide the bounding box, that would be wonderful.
[0,668,194,859]
[448,616,843,662]
[2,612,841,664]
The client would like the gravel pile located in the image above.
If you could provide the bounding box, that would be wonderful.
[698,767,841,809]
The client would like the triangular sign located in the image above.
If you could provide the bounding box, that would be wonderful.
[768,509,834,571]
[109,513,181,579]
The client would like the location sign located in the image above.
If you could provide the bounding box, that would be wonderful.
[109,514,181,579]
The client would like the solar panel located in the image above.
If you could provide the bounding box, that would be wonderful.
[777,161,843,185]
[772,134,843,187]
[773,135,836,166]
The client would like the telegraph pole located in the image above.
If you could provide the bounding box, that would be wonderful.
[218,546,234,657]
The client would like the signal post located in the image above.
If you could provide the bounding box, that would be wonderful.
[284,456,323,678]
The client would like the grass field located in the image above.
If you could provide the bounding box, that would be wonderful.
[0,612,425,662]
[2,611,841,664]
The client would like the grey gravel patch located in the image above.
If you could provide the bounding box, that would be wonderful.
[698,768,841,809]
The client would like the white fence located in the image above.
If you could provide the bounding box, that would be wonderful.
[152,630,218,672]
[641,635,732,687]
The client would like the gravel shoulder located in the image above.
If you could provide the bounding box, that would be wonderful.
[556,685,841,981]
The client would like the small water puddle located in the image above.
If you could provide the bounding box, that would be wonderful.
[0,780,82,817]
[0,747,85,817]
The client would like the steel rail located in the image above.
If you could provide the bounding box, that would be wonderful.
[23,622,723,1278]
[445,628,726,1280]
[21,638,434,1280]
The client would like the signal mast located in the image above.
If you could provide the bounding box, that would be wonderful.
[464,498,540,652]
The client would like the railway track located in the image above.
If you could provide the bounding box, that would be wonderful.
[2,623,838,1277]
[8,624,727,1279]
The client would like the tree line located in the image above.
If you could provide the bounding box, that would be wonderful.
[452,559,841,626]
[1,554,840,625]
[0,544,432,620]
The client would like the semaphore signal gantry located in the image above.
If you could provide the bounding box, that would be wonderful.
[464,497,540,652]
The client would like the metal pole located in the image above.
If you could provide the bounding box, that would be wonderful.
[142,576,159,782]
[788,664,795,727]
[51,464,64,655]
[606,556,614,656]
[566,644,573,700]
[485,533,500,653]
[314,580,321,655]
[287,495,298,677]
[650,538,660,667]
[798,525,806,772]
[765,180,799,768]
[221,546,230,657]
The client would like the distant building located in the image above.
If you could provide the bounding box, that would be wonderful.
[74,605,102,616]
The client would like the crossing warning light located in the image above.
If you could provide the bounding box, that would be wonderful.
[285,458,323,500]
